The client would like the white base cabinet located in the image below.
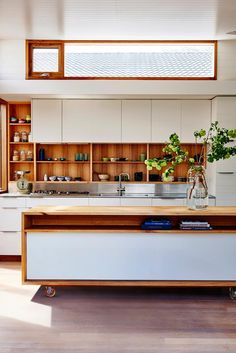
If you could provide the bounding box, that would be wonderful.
[0,197,27,255]
[27,231,236,280]
[0,232,21,255]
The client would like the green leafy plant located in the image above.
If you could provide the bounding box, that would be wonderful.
[145,121,236,181]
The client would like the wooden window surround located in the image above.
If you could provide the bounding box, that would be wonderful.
[26,40,217,80]
[26,40,64,79]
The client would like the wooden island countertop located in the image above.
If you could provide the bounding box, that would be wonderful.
[21,206,236,292]
[23,205,236,216]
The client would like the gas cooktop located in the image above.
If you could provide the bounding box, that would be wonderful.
[31,190,90,197]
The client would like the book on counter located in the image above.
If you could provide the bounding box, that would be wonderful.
[180,220,212,230]
[141,218,172,230]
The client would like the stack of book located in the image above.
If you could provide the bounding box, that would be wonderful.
[141,218,172,230]
[180,220,212,230]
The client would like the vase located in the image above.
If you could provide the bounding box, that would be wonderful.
[186,165,208,210]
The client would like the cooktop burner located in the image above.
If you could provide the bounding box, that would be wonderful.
[32,190,90,196]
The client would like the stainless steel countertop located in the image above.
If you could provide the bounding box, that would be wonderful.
[0,193,216,199]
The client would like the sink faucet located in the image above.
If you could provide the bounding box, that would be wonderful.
[117,173,130,195]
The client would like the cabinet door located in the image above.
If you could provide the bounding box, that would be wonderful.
[63,100,122,142]
[151,100,181,142]
[122,100,151,142]
[32,99,62,142]
[212,97,236,129]
[181,100,211,142]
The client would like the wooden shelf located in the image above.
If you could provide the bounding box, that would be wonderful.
[10,142,33,144]
[36,161,89,164]
[93,161,144,164]
[10,161,34,163]
[35,181,89,184]
[9,123,31,126]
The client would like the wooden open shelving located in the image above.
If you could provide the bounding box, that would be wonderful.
[7,103,205,184]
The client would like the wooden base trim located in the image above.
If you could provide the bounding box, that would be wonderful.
[0,255,21,262]
[22,280,236,287]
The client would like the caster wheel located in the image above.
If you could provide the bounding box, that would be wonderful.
[229,287,236,300]
[45,286,56,298]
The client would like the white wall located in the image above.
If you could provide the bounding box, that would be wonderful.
[1,40,236,97]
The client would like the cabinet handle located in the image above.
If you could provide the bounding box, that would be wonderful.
[217,172,234,174]
[1,231,18,233]
[2,207,18,209]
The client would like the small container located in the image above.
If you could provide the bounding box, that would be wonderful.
[12,150,19,161]
[20,150,26,161]
[44,174,48,181]
[21,131,28,142]
[28,132,32,142]
[25,115,31,123]
[84,153,88,161]
[139,153,146,162]
[13,132,20,142]
[26,150,33,161]
[39,148,45,161]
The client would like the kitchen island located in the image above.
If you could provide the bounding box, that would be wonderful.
[22,206,236,297]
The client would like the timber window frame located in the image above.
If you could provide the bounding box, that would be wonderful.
[26,40,217,80]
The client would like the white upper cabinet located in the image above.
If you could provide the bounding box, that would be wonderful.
[32,99,62,142]
[63,100,122,142]
[212,97,236,129]
[122,100,151,142]
[151,100,181,142]
[181,100,211,142]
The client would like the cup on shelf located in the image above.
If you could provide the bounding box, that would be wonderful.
[139,153,146,162]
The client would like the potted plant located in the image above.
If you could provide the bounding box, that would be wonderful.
[145,121,236,209]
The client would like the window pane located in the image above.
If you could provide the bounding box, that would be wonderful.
[33,48,59,72]
[64,43,215,78]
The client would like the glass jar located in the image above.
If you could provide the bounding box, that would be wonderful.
[20,150,26,161]
[13,131,20,142]
[26,150,33,161]
[12,150,19,161]
[21,131,28,142]
[186,165,208,210]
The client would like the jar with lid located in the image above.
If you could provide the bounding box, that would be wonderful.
[26,150,33,161]
[20,150,26,161]
[13,131,20,142]
[21,131,28,142]
[12,150,19,161]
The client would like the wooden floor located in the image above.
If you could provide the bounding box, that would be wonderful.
[1,263,236,353]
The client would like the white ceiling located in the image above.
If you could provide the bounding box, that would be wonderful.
[1,0,236,40]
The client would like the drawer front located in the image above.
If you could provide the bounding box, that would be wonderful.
[26,197,89,208]
[120,198,152,206]
[0,231,21,255]
[152,199,184,206]
[216,173,236,186]
[0,197,27,208]
[0,208,25,231]
[88,198,121,206]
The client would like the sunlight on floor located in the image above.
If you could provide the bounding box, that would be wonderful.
[0,262,52,328]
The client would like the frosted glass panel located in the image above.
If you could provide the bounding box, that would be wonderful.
[33,48,59,72]
[64,43,215,78]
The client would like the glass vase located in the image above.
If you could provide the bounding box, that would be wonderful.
[186,165,208,210]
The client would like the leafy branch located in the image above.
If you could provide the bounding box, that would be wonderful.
[145,121,236,181]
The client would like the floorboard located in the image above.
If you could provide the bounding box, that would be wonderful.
[0,262,236,353]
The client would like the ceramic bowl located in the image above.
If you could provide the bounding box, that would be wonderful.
[109,157,117,162]
[57,176,65,181]
[98,174,109,181]
[65,176,72,182]
[49,175,57,181]
[101,157,109,162]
